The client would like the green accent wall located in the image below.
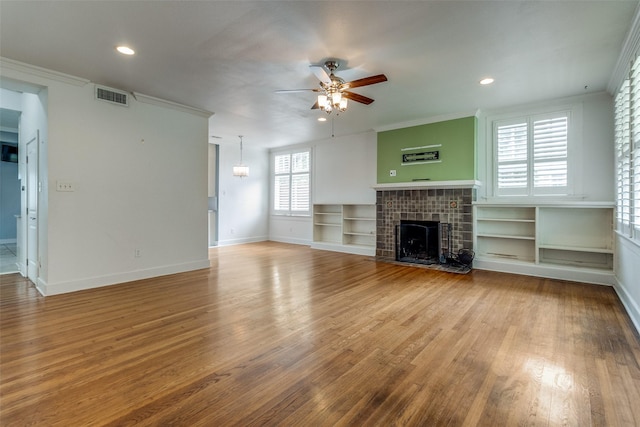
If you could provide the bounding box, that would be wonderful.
[377,116,476,183]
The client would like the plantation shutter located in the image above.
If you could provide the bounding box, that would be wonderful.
[532,114,568,192]
[632,59,640,237]
[273,150,310,214]
[616,80,632,234]
[291,152,310,212]
[496,121,528,194]
[274,154,291,212]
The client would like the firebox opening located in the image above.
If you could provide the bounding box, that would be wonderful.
[396,220,440,265]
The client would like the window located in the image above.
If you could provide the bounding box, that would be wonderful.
[494,111,570,196]
[616,80,631,235]
[615,57,640,242]
[273,150,310,215]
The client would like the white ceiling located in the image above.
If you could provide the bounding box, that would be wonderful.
[0,1,637,149]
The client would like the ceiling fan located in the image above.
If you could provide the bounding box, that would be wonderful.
[276,60,387,114]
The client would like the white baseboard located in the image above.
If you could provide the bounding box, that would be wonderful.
[38,259,211,296]
[217,236,269,247]
[613,277,640,336]
[269,236,312,246]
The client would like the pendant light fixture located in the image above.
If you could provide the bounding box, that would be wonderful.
[233,135,249,177]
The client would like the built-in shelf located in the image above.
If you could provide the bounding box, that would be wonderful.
[473,204,614,285]
[312,204,376,256]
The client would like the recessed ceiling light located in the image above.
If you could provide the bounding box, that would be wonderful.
[318,117,327,122]
[480,77,494,85]
[116,46,135,55]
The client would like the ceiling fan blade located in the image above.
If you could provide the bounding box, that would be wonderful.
[340,74,388,90]
[275,88,320,93]
[343,91,375,105]
[311,101,320,110]
[310,65,331,84]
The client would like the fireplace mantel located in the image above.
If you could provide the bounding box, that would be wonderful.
[372,180,482,191]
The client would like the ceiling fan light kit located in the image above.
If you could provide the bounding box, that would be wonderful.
[278,60,387,115]
[317,92,348,114]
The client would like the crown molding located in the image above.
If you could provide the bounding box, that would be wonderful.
[608,2,640,94]
[0,57,89,87]
[132,92,214,118]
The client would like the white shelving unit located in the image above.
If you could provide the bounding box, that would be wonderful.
[473,204,614,285]
[312,204,376,256]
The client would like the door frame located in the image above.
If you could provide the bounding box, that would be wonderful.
[25,130,39,283]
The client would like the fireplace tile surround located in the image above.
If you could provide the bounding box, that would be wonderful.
[375,187,475,261]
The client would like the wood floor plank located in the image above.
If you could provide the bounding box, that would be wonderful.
[1,241,640,426]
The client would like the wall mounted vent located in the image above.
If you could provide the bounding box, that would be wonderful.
[95,85,129,106]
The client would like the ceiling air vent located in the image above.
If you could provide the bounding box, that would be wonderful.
[95,85,129,106]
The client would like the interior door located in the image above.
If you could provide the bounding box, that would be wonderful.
[26,131,39,283]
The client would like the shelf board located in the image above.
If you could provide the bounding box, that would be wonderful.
[314,222,341,227]
[538,244,614,254]
[476,218,535,223]
[477,233,535,241]
[344,217,376,221]
[315,212,341,216]
[344,231,376,236]
[477,253,536,263]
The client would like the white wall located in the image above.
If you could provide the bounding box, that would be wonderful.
[217,142,269,246]
[313,131,377,204]
[269,131,377,245]
[615,236,640,333]
[1,59,211,295]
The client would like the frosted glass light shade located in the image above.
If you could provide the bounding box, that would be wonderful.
[233,165,249,177]
[317,94,327,109]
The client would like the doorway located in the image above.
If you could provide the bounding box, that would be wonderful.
[0,107,21,275]
[0,84,47,287]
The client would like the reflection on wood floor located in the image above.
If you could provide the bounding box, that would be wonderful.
[1,241,639,426]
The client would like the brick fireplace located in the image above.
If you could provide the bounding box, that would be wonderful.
[374,184,476,262]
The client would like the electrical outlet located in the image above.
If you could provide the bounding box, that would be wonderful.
[134,249,141,258]
[389,170,397,177]
[56,181,75,192]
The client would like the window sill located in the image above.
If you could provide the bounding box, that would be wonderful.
[271,213,311,218]
[475,195,614,207]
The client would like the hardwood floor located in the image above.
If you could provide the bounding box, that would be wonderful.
[1,242,639,426]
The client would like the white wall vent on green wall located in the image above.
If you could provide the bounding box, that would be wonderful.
[95,85,129,107]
